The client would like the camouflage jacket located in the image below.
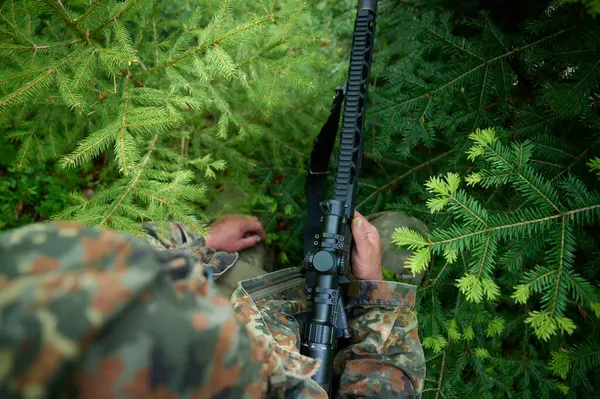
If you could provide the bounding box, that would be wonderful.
[0,221,425,399]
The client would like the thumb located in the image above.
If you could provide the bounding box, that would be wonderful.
[352,211,369,242]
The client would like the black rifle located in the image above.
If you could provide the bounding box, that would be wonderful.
[301,0,378,396]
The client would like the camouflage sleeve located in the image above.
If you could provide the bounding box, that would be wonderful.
[142,221,238,280]
[0,222,272,399]
[334,281,425,399]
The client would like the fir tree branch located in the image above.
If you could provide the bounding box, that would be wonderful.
[572,59,600,92]
[374,28,573,117]
[530,159,565,169]
[357,150,453,210]
[435,347,447,399]
[41,0,87,41]
[140,15,274,75]
[0,68,46,85]
[239,36,318,66]
[524,269,557,289]
[118,73,132,173]
[553,146,593,180]
[373,65,486,116]
[483,142,562,213]
[271,65,314,89]
[471,63,489,131]
[136,188,202,226]
[91,0,142,34]
[99,133,158,227]
[486,18,508,52]
[0,58,69,111]
[450,194,488,226]
[501,231,544,268]
[565,274,597,309]
[430,204,600,246]
[419,262,450,292]
[134,0,159,50]
[73,0,104,24]
[16,131,35,169]
[213,45,235,78]
[48,121,58,158]
[550,216,567,317]
[214,0,229,35]
[425,27,484,60]
[0,11,35,46]
[56,71,83,111]
[0,39,83,51]
[475,233,493,279]
[276,1,306,41]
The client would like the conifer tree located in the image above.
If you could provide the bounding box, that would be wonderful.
[365,0,600,397]
[3,0,600,397]
[0,0,327,235]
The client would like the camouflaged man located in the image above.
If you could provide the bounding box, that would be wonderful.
[0,210,426,398]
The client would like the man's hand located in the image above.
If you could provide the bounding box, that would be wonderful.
[205,214,266,252]
[351,210,383,280]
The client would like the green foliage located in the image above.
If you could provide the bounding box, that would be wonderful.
[373,0,600,397]
[3,0,600,397]
[1,0,328,235]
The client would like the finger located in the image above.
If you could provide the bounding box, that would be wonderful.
[352,212,369,242]
[242,219,266,239]
[363,219,380,244]
[237,235,262,250]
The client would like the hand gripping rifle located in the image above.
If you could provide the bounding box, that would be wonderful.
[301,0,378,396]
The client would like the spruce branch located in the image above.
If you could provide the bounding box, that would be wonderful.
[0,57,70,113]
[91,0,143,34]
[373,28,573,117]
[548,216,569,317]
[73,0,104,24]
[40,0,88,41]
[134,0,159,50]
[428,205,600,247]
[356,150,453,210]
[0,10,35,46]
[99,133,158,228]
[116,73,136,174]
[140,15,275,75]
[0,38,83,53]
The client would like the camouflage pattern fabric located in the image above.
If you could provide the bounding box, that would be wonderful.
[231,269,425,398]
[143,221,239,280]
[0,217,425,399]
[0,222,274,399]
[215,242,271,298]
